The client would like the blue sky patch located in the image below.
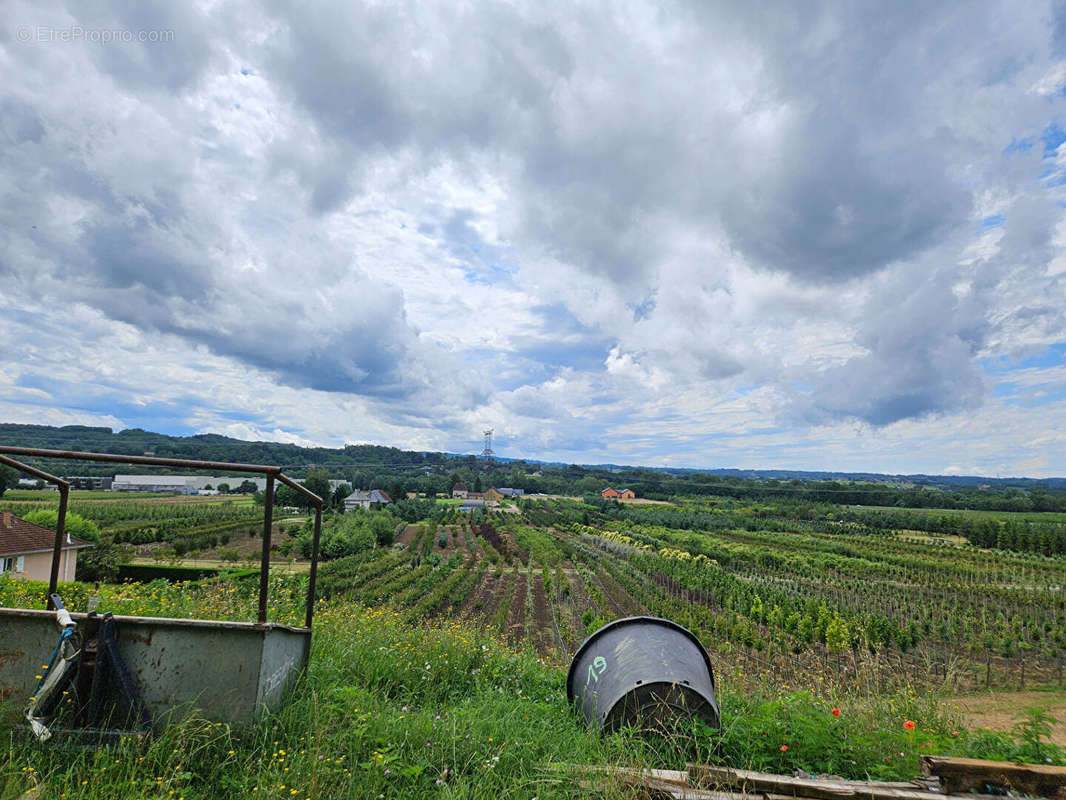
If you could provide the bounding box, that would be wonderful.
[1043,122,1066,156]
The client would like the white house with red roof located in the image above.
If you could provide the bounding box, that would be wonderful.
[0,511,93,582]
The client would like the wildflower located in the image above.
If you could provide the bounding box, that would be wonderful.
[831,708,840,717]
[950,730,959,736]
[780,745,788,752]
[903,720,915,731]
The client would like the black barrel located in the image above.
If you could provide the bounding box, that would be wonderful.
[566,616,720,732]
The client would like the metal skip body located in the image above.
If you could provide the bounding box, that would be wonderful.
[0,446,324,725]
[566,616,721,733]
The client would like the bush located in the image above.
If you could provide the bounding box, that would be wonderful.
[21,509,102,544]
[75,542,129,583]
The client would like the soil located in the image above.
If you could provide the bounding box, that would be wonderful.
[396,524,421,547]
[530,572,557,656]
[459,570,499,620]
[944,690,1066,746]
[504,573,529,646]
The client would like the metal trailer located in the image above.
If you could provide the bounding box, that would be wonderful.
[0,447,324,723]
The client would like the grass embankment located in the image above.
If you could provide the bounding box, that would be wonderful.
[3,591,1064,799]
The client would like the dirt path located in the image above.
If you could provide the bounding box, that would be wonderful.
[459,570,499,621]
[530,572,557,657]
[396,524,421,547]
[944,690,1066,745]
[504,573,528,647]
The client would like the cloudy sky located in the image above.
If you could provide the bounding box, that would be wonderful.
[2,2,1065,476]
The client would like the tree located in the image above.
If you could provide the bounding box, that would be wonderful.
[217,483,231,493]
[22,509,102,544]
[275,483,303,508]
[76,542,129,582]
[302,469,332,508]
[0,464,19,497]
[331,483,352,510]
[474,474,483,492]
[388,482,405,504]
[236,479,258,494]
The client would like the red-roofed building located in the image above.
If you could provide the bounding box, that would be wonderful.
[601,487,620,499]
[452,482,468,499]
[0,511,92,582]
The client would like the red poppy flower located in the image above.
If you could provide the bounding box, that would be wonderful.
[831,708,840,717]
[780,745,788,752]
[903,720,915,731]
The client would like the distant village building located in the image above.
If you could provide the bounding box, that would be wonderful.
[66,476,113,490]
[484,488,504,501]
[343,489,392,511]
[459,499,485,511]
[619,489,635,499]
[601,487,636,499]
[112,475,267,494]
[0,511,92,582]
[451,482,468,499]
[497,487,525,498]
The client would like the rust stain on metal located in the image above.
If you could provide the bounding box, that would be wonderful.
[0,649,26,667]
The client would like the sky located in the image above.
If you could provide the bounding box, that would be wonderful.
[1,2,1065,477]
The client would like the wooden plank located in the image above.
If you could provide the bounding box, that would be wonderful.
[919,755,1066,798]
[690,765,954,800]
[555,762,1015,800]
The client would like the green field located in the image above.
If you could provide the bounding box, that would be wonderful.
[2,491,1065,797]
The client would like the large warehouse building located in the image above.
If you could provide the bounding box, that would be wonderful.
[110,475,268,494]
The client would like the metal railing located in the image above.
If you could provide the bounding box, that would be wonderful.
[0,446,323,629]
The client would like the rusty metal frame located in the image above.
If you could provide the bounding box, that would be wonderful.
[0,446,323,629]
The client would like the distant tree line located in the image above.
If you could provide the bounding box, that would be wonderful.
[3,423,1064,514]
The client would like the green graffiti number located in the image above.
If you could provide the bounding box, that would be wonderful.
[585,656,608,687]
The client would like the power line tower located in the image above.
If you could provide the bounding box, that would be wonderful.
[480,428,494,458]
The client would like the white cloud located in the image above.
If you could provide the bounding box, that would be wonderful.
[1,0,1065,475]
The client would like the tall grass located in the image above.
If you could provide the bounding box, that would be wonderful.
[3,595,1063,799]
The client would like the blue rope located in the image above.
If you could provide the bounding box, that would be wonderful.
[33,628,75,694]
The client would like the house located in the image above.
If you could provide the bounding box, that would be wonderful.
[601,487,620,499]
[484,488,504,501]
[619,489,635,499]
[0,511,92,582]
[451,482,468,499]
[343,489,392,511]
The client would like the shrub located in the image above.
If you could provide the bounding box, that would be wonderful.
[21,509,101,544]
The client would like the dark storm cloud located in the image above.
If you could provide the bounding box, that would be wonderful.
[250,1,1005,284]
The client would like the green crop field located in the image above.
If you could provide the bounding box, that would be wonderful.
[2,491,1064,797]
